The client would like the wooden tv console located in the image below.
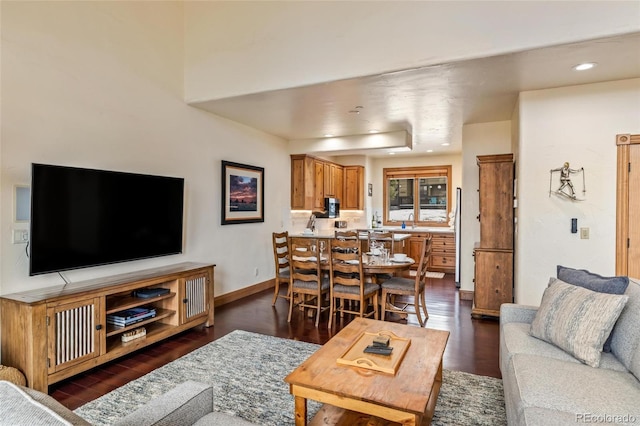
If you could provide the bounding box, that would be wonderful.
[0,262,214,392]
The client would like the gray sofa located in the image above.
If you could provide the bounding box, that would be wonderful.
[500,277,640,425]
[0,380,256,426]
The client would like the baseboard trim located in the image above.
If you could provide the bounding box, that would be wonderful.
[214,279,274,307]
[459,290,474,301]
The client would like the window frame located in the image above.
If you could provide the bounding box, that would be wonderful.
[382,165,452,227]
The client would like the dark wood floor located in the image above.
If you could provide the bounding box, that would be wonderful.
[50,274,500,410]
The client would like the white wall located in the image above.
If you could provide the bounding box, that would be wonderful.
[460,122,513,293]
[0,2,289,296]
[183,1,640,101]
[515,78,640,305]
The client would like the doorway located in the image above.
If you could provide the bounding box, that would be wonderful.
[616,134,640,278]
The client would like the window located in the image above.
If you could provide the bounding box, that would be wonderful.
[383,165,451,227]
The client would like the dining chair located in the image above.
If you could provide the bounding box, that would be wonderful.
[328,237,379,329]
[271,231,291,305]
[334,230,359,240]
[380,235,432,326]
[367,230,395,256]
[288,237,330,327]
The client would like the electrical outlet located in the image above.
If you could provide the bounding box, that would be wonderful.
[580,227,589,239]
[13,229,29,244]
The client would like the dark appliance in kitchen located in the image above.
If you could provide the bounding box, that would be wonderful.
[314,197,340,218]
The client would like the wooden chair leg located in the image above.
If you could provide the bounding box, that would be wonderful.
[287,288,295,322]
[373,293,379,320]
[272,279,281,305]
[328,296,334,329]
[315,294,322,327]
[420,289,429,320]
[380,290,387,321]
[415,290,424,327]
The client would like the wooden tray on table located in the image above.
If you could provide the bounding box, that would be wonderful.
[336,330,411,375]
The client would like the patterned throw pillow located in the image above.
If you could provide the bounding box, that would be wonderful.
[530,278,629,368]
[557,265,629,352]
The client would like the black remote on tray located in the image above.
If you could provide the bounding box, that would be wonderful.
[364,345,393,356]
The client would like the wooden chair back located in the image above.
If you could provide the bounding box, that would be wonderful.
[367,231,395,255]
[334,230,359,240]
[272,231,289,275]
[289,237,322,284]
[414,235,433,288]
[271,231,290,304]
[329,237,364,289]
[328,237,378,328]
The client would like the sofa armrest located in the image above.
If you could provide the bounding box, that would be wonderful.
[500,303,539,325]
[114,381,213,426]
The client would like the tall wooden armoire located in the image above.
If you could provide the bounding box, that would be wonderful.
[472,154,515,318]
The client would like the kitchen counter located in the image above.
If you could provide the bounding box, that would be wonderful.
[291,231,412,241]
[373,226,454,234]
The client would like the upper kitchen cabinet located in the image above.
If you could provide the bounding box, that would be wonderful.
[291,155,362,210]
[342,165,364,210]
[324,162,343,202]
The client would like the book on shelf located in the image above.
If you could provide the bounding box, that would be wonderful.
[107,308,156,327]
[133,288,170,299]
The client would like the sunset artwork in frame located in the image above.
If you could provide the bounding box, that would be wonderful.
[221,161,264,225]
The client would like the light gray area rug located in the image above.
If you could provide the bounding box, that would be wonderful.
[75,330,505,425]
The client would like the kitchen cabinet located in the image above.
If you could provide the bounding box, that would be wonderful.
[472,153,514,318]
[407,233,430,266]
[291,155,360,210]
[324,162,344,202]
[430,232,455,273]
[292,154,341,210]
[342,165,364,210]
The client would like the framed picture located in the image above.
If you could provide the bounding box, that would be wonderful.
[368,183,373,197]
[221,161,264,225]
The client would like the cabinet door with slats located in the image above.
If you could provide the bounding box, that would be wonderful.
[181,272,211,324]
[47,297,101,374]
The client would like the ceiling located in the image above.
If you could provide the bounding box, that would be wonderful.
[194,32,640,157]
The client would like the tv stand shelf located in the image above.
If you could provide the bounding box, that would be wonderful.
[105,308,176,337]
[0,262,214,393]
[106,292,177,314]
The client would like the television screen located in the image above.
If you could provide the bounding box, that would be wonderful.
[30,163,184,276]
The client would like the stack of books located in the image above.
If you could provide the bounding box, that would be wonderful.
[107,307,156,328]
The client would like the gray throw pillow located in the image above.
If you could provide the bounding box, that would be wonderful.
[557,265,629,352]
[531,278,628,368]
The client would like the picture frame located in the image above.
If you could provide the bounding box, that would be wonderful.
[221,161,264,225]
[368,183,373,197]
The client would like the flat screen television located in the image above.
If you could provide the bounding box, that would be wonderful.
[29,163,184,276]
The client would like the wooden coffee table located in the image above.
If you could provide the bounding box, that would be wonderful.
[284,318,450,426]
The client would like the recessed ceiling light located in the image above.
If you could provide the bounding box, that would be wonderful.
[369,129,379,133]
[324,134,333,138]
[427,149,433,153]
[573,62,597,71]
[388,152,395,155]
[441,142,450,146]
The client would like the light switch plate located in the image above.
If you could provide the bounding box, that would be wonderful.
[580,228,589,239]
